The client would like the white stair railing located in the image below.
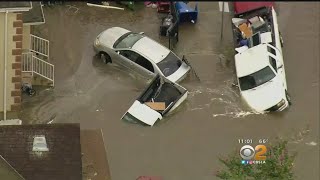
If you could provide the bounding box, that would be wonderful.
[30,34,50,58]
[22,52,55,86]
[22,52,33,74]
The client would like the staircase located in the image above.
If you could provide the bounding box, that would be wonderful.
[22,35,54,87]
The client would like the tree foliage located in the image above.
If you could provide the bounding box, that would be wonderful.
[216,140,296,180]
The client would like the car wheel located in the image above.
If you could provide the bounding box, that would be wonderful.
[285,90,292,105]
[100,52,111,64]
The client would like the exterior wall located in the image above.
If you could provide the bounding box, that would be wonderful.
[22,24,30,50]
[0,12,23,113]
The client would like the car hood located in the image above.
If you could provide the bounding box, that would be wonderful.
[166,62,191,83]
[241,77,285,112]
[125,100,163,126]
[99,27,130,48]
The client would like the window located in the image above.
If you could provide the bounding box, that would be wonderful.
[114,32,144,49]
[269,56,277,72]
[267,46,276,56]
[122,112,148,126]
[239,66,276,91]
[248,32,261,47]
[119,50,154,73]
[135,56,154,73]
[119,50,139,62]
[157,52,182,77]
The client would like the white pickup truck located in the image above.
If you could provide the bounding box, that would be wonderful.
[232,6,291,113]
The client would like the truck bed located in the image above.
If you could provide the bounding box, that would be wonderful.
[231,6,276,50]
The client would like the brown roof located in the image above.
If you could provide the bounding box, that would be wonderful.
[0,124,82,180]
[0,1,31,9]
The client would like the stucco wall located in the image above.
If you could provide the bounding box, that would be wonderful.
[0,12,23,113]
[22,24,30,50]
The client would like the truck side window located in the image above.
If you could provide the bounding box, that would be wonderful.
[269,56,277,72]
[267,46,276,56]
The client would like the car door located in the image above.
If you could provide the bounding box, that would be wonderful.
[132,53,156,79]
[117,49,155,79]
[116,49,139,69]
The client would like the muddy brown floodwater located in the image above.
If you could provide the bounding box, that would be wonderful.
[20,2,319,180]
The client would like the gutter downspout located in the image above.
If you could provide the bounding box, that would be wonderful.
[3,10,8,120]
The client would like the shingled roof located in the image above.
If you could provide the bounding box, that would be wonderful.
[0,2,45,25]
[0,1,31,9]
[22,2,45,25]
[0,124,82,180]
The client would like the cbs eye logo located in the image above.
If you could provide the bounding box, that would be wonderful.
[240,145,267,161]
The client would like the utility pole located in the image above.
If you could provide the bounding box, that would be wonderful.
[220,2,225,40]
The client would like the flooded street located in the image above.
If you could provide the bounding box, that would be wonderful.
[20,2,319,180]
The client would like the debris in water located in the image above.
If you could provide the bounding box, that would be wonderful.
[96,109,99,112]
[305,141,317,146]
[47,114,56,124]
[87,2,124,10]
[190,107,205,111]
[290,125,311,143]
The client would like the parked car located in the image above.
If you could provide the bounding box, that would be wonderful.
[93,27,191,83]
[121,74,188,126]
[231,6,291,113]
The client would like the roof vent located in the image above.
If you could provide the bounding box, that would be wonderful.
[32,135,49,152]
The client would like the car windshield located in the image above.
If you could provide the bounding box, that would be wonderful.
[156,52,182,77]
[122,112,148,126]
[114,32,144,49]
[239,66,276,91]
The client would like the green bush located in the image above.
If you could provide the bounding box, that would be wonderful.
[216,140,296,180]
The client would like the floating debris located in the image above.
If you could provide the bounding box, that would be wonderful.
[305,141,317,146]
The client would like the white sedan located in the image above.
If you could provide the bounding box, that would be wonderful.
[93,27,191,83]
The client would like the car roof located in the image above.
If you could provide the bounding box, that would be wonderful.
[99,27,130,47]
[235,44,271,77]
[132,37,170,64]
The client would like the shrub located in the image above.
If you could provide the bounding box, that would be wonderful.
[216,140,296,180]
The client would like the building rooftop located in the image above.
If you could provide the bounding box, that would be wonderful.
[23,2,45,24]
[0,124,82,180]
[0,156,24,180]
[0,2,45,25]
[0,1,31,9]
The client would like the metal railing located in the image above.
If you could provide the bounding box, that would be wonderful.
[22,52,55,86]
[30,34,50,58]
[22,52,33,73]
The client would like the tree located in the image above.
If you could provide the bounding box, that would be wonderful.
[216,140,296,180]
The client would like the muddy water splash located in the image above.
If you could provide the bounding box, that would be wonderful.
[187,78,262,119]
